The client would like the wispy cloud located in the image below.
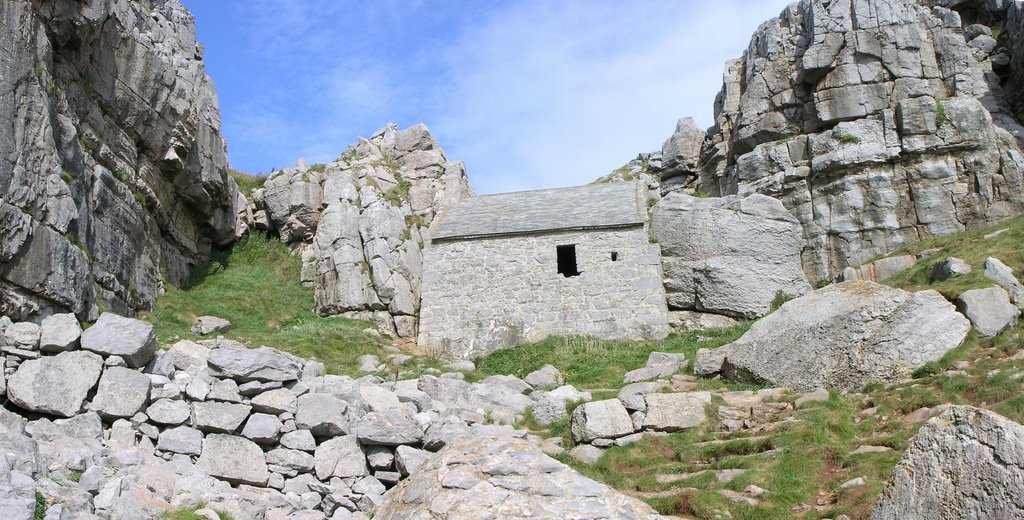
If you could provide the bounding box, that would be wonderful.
[188,0,793,192]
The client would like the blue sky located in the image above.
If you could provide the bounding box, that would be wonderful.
[182,0,793,194]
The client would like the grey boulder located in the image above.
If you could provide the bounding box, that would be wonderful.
[929,257,972,281]
[570,399,634,443]
[642,392,711,432]
[355,411,424,446]
[190,316,231,336]
[191,402,252,433]
[89,367,151,419]
[695,281,971,391]
[956,287,1020,337]
[872,407,1024,519]
[8,351,103,417]
[374,435,665,519]
[156,426,203,456]
[80,313,156,368]
[197,434,270,486]
[207,344,303,382]
[314,436,368,480]
[295,393,348,436]
[39,314,81,352]
[146,399,191,426]
[984,257,1024,307]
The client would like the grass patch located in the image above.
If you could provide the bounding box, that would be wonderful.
[229,169,267,197]
[140,233,388,376]
[882,213,1024,299]
[832,130,861,144]
[474,324,750,390]
[935,98,946,129]
[163,503,234,520]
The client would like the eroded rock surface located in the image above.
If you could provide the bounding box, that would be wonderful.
[0,0,242,321]
[373,435,668,520]
[872,406,1024,519]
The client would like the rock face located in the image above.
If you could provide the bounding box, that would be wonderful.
[872,406,1024,519]
[0,0,242,321]
[642,0,1024,280]
[652,192,811,319]
[251,124,473,337]
[695,281,971,391]
[373,435,667,520]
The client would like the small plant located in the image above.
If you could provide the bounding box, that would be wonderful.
[770,291,794,311]
[404,213,425,229]
[691,191,710,198]
[34,492,48,520]
[383,172,412,207]
[308,163,326,173]
[340,148,361,163]
[301,173,310,183]
[133,191,149,209]
[46,80,56,95]
[60,169,73,184]
[832,130,861,144]
[815,277,833,289]
[34,65,44,78]
[114,169,131,183]
[371,156,401,171]
[935,98,947,129]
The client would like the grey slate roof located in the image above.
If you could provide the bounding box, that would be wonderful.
[432,181,646,241]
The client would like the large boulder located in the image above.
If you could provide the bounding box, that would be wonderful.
[295,393,348,436]
[570,399,634,443]
[197,434,270,486]
[313,436,368,480]
[872,407,1024,519]
[651,192,810,319]
[354,411,424,446]
[642,392,711,432]
[89,367,151,419]
[38,313,81,352]
[374,435,667,519]
[80,313,156,368]
[206,343,303,382]
[695,281,971,391]
[956,286,1020,337]
[8,351,103,417]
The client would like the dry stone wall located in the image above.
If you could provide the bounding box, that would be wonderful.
[250,124,473,337]
[418,227,669,358]
[0,0,242,322]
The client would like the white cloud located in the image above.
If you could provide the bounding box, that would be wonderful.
[418,0,794,193]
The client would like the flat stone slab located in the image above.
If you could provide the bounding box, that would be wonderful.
[80,313,156,368]
[642,392,711,432]
[197,433,269,486]
[570,399,634,443]
[90,366,151,419]
[207,344,303,382]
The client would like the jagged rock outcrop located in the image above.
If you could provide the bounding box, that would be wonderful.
[872,406,1024,519]
[651,192,811,319]
[695,280,971,391]
[0,0,242,321]
[251,124,472,337]
[646,0,1024,280]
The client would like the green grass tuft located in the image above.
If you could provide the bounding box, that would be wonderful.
[141,233,388,375]
[935,98,947,129]
[832,131,861,144]
[163,503,234,520]
[229,169,267,197]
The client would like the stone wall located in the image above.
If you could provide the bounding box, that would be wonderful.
[418,227,669,358]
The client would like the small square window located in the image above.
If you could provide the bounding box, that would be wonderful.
[611,252,619,261]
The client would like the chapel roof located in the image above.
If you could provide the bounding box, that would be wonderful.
[431,181,646,241]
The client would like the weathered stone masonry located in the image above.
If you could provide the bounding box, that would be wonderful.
[418,182,669,358]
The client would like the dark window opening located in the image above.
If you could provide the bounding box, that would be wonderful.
[611,251,619,262]
[557,245,580,277]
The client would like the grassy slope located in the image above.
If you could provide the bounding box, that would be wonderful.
[140,233,388,375]
[229,169,267,198]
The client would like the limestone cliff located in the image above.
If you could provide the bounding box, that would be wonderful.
[0,0,242,321]
[650,0,1024,280]
[250,124,473,337]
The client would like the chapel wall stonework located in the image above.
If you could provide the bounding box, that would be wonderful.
[418,227,669,359]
